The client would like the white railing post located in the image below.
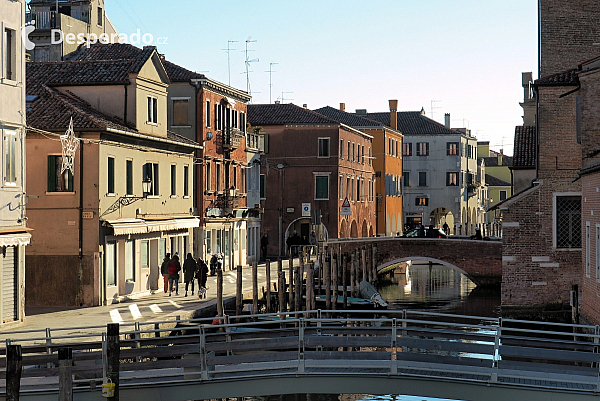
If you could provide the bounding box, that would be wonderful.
[298,318,305,374]
[491,317,501,383]
[101,332,107,382]
[134,322,142,362]
[46,328,54,368]
[391,318,398,374]
[199,326,208,380]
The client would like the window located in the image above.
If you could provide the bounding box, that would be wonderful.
[361,145,365,164]
[403,142,412,156]
[125,240,134,282]
[447,142,458,156]
[403,171,410,187]
[206,100,211,127]
[214,103,219,129]
[415,197,429,206]
[183,165,189,197]
[216,163,221,191]
[106,241,116,286]
[233,165,237,189]
[350,178,354,201]
[339,175,344,200]
[173,99,189,126]
[417,142,429,156]
[318,138,330,157]
[418,171,427,187]
[499,190,507,201]
[4,28,16,81]
[97,6,103,26]
[346,177,350,199]
[556,196,581,249]
[143,163,159,196]
[259,174,265,199]
[107,157,115,194]
[126,160,133,195]
[48,155,73,192]
[170,165,176,196]
[3,130,17,184]
[224,162,230,188]
[446,172,458,186]
[368,147,372,165]
[356,176,360,201]
[147,97,158,124]
[205,230,212,255]
[586,222,590,277]
[347,141,351,161]
[388,138,392,155]
[206,162,211,192]
[339,139,344,158]
[240,112,246,133]
[352,143,356,162]
[394,140,398,157]
[141,240,149,269]
[315,175,329,200]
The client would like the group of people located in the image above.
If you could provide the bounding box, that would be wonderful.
[286,230,317,257]
[160,253,210,298]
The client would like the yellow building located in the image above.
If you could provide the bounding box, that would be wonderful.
[478,141,512,236]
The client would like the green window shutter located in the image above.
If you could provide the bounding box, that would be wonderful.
[316,176,328,199]
[259,174,265,198]
[108,157,115,193]
[47,156,56,192]
[126,160,133,195]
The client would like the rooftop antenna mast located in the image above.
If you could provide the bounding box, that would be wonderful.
[430,100,441,121]
[266,62,278,104]
[244,37,259,95]
[279,91,293,104]
[222,40,238,86]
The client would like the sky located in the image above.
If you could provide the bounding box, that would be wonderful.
[105,0,539,155]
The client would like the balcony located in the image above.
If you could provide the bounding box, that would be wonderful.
[223,127,244,150]
[26,10,58,30]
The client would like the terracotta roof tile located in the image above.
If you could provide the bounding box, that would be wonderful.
[483,155,513,167]
[248,104,338,126]
[313,106,385,128]
[365,111,460,135]
[485,174,510,186]
[512,126,536,168]
[535,68,579,86]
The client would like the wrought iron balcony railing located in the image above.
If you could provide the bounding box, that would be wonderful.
[222,127,244,150]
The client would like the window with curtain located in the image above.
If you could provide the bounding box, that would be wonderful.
[47,155,73,192]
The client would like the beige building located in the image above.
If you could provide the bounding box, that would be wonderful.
[26,0,118,61]
[0,0,30,326]
[26,47,201,307]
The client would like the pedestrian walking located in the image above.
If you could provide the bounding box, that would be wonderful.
[260,233,268,261]
[167,254,181,296]
[160,253,171,293]
[196,257,209,299]
[183,253,196,297]
[442,222,450,235]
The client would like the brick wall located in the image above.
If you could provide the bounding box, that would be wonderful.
[540,0,600,77]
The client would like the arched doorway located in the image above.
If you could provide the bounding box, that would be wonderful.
[284,218,329,255]
[361,220,368,237]
[350,220,358,238]
[429,207,454,234]
[339,219,348,238]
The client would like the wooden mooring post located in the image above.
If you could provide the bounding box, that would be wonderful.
[295,257,302,313]
[6,344,22,401]
[288,255,294,311]
[217,269,224,317]
[266,259,272,312]
[107,323,120,401]
[306,262,314,315]
[342,252,348,310]
[350,250,356,298]
[252,261,258,319]
[372,244,378,283]
[236,265,243,316]
[58,347,73,401]
[324,248,331,311]
[332,252,338,310]
[361,246,367,282]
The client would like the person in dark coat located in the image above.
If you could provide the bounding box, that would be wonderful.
[167,254,181,296]
[260,233,268,261]
[418,225,425,238]
[183,253,197,297]
[442,222,450,235]
[196,258,209,299]
[160,253,171,293]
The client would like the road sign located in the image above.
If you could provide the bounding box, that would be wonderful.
[340,197,352,215]
[302,203,311,217]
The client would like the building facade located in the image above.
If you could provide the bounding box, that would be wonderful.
[314,102,403,237]
[26,49,200,307]
[365,110,485,235]
[26,0,118,62]
[248,104,376,257]
[0,0,29,325]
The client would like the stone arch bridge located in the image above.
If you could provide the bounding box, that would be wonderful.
[328,237,502,286]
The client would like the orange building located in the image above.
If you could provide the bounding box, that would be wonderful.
[315,101,403,236]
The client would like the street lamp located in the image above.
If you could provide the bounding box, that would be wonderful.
[100,176,154,218]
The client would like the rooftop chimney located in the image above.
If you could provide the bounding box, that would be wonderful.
[444,113,450,129]
[340,103,345,112]
[389,99,398,130]
[303,104,307,108]
[356,109,367,115]
[274,100,281,104]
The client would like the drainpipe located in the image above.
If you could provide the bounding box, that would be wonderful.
[78,134,84,306]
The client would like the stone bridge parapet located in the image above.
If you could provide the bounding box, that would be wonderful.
[327,237,502,286]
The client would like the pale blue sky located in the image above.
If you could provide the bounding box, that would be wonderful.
[106,0,538,155]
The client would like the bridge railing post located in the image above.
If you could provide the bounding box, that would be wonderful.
[199,325,209,380]
[391,318,397,375]
[298,318,305,374]
[491,317,501,383]
[596,325,600,392]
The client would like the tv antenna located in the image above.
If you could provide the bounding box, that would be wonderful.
[279,91,293,104]
[244,37,259,95]
[266,62,278,104]
[222,40,238,86]
[430,100,441,121]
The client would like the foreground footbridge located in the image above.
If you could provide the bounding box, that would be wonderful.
[329,237,502,286]
[2,309,600,401]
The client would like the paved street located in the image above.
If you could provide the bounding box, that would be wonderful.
[1,259,300,340]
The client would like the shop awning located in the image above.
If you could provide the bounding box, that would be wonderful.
[0,233,32,247]
[104,218,200,236]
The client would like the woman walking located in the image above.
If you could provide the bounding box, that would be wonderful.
[167,254,181,296]
[160,253,171,293]
[183,253,197,297]
[197,257,209,299]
